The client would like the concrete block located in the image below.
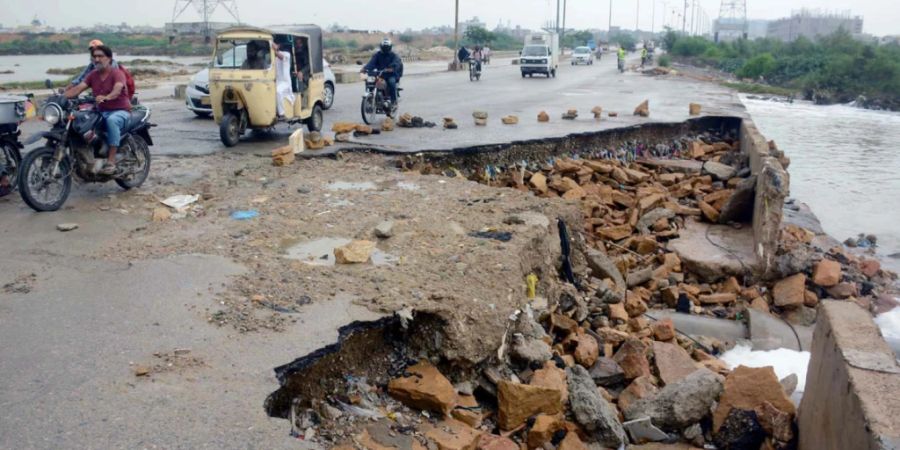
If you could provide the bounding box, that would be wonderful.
[798,301,900,450]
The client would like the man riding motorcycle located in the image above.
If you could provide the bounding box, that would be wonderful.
[361,38,402,106]
[71,39,120,86]
[64,45,131,175]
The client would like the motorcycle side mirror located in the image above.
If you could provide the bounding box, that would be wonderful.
[45,79,53,89]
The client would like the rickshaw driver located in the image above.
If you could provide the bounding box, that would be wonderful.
[241,40,269,70]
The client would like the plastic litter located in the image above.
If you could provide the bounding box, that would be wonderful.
[230,210,259,220]
[161,194,199,211]
[335,400,384,419]
[526,273,538,299]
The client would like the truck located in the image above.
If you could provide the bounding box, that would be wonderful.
[519,32,559,78]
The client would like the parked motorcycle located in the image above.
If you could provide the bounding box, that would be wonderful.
[360,69,401,125]
[0,94,27,194]
[18,80,154,212]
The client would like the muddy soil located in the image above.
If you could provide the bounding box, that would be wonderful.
[111,151,576,367]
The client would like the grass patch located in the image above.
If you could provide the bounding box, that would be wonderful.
[0,79,68,91]
[721,81,796,97]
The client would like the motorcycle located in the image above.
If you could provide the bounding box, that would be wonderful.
[360,68,401,125]
[0,122,23,194]
[18,80,154,212]
[618,57,626,73]
[468,58,482,82]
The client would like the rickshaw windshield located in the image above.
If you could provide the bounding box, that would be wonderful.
[215,39,270,70]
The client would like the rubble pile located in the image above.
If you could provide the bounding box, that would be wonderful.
[279,135,897,448]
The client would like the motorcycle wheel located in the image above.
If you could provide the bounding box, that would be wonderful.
[1,142,21,190]
[469,67,474,82]
[219,112,241,147]
[115,135,151,190]
[360,94,377,125]
[18,146,72,212]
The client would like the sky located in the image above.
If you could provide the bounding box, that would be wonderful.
[1,0,897,36]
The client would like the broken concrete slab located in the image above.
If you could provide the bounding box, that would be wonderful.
[668,221,759,282]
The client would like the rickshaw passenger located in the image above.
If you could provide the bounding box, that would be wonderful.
[273,42,295,118]
[294,38,310,93]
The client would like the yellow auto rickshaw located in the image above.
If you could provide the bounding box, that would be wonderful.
[210,25,325,147]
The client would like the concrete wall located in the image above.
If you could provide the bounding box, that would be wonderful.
[740,119,789,279]
[798,301,900,450]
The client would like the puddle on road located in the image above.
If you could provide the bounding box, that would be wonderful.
[326,181,376,191]
[283,237,398,266]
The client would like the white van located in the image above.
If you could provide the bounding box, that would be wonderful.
[519,32,559,78]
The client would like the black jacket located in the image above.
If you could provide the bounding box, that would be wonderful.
[363,50,403,77]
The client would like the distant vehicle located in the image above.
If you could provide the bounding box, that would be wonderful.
[186,54,336,117]
[519,32,559,78]
[587,39,597,50]
[571,46,594,65]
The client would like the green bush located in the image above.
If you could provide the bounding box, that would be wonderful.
[611,33,637,52]
[658,55,671,67]
[670,36,713,57]
[736,53,776,79]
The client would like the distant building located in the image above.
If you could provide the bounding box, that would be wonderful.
[747,20,769,40]
[767,9,863,42]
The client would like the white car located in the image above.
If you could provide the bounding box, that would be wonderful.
[186,57,336,117]
[571,46,594,65]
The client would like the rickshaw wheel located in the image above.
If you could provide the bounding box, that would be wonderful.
[306,104,323,132]
[220,112,241,147]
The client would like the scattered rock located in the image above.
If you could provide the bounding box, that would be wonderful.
[570,332,600,368]
[713,365,795,433]
[562,109,578,120]
[537,111,550,122]
[501,115,519,125]
[633,100,650,117]
[718,176,756,223]
[474,118,487,126]
[812,259,841,287]
[510,333,553,366]
[133,365,151,376]
[772,274,806,308]
[651,318,676,341]
[689,103,702,115]
[57,223,79,232]
[374,221,395,239]
[151,207,172,222]
[334,240,376,264]
[271,145,295,166]
[388,361,457,416]
[713,409,766,450]
[754,400,794,442]
[624,368,724,431]
[531,360,569,403]
[608,111,618,117]
[613,338,651,379]
[527,414,565,448]
[557,432,588,450]
[381,117,395,132]
[589,357,626,386]
[586,248,626,290]
[779,374,798,396]
[567,365,628,447]
[652,341,699,385]
[702,161,737,181]
[618,376,658,411]
[424,418,483,450]
[478,434,518,450]
[591,106,603,119]
[497,380,563,430]
[624,417,669,443]
[860,259,881,278]
[472,111,488,120]
[331,122,358,133]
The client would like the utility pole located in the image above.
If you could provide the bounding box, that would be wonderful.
[636,0,640,31]
[562,0,567,42]
[652,0,656,33]
[556,0,561,34]
[690,0,696,35]
[608,0,613,33]
[682,0,688,33]
[453,0,459,69]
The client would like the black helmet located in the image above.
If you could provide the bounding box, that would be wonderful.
[380,38,393,53]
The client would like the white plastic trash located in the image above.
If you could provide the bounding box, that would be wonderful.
[161,194,199,211]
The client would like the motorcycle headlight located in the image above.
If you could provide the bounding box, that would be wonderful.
[366,76,376,83]
[42,103,62,125]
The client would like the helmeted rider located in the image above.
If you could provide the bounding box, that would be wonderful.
[362,38,402,106]
[471,46,484,73]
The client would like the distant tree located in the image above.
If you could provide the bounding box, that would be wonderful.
[399,34,414,44]
[464,26,495,45]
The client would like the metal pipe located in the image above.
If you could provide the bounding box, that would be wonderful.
[453,0,459,69]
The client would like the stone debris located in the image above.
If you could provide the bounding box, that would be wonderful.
[333,240,376,264]
[293,130,898,450]
[689,103,702,115]
[57,223,79,232]
[501,115,519,125]
[387,361,457,416]
[381,117,395,132]
[591,106,603,119]
[537,111,550,122]
[443,117,458,129]
[634,100,650,117]
[374,220,395,239]
[608,111,618,117]
[562,109,578,120]
[397,113,436,128]
[472,111,488,120]
[271,145,295,166]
